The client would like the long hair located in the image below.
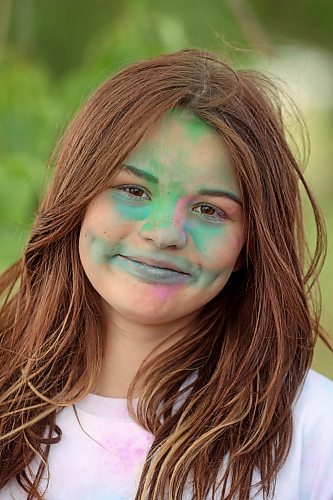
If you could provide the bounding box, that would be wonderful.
[0,48,330,499]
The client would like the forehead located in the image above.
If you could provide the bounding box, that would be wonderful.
[126,109,240,194]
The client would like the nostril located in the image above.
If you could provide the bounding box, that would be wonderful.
[139,219,187,249]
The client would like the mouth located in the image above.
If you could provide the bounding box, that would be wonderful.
[117,254,191,275]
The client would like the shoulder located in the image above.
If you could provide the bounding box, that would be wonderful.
[273,371,333,499]
[294,369,333,417]
[292,368,333,440]
[302,368,333,394]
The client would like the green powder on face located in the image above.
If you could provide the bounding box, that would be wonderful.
[109,189,150,221]
[89,232,123,264]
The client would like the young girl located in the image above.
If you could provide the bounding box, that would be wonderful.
[0,48,332,500]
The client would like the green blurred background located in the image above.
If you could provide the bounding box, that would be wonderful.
[0,0,332,378]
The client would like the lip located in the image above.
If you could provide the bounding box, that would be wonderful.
[118,254,191,275]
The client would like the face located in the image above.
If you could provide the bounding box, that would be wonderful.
[79,109,245,324]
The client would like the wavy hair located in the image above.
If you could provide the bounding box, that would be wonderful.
[0,49,331,499]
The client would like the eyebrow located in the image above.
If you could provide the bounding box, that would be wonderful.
[197,188,242,206]
[123,164,242,207]
[123,164,158,184]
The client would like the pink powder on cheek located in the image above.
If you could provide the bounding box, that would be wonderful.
[172,195,193,229]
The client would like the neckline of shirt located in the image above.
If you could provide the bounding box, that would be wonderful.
[75,392,139,420]
[74,370,199,421]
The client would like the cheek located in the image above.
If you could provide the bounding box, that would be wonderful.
[111,192,149,221]
[84,197,139,242]
[187,221,243,274]
[186,220,230,260]
[196,232,242,295]
[206,233,243,269]
[79,207,132,270]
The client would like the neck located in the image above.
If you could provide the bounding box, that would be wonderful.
[93,305,197,398]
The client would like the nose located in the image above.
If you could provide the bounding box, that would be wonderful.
[139,210,187,249]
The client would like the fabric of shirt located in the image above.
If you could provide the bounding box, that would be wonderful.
[1,369,333,499]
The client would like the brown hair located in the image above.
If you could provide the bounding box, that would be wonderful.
[0,48,331,499]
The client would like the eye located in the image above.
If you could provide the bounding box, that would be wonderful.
[192,203,227,222]
[117,185,150,200]
[199,205,215,216]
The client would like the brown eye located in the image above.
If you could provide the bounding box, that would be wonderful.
[128,187,144,197]
[200,205,215,216]
[118,185,150,199]
[192,203,227,222]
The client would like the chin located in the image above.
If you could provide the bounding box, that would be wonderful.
[110,302,179,325]
[102,282,193,324]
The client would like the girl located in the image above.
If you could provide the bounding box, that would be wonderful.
[0,48,333,500]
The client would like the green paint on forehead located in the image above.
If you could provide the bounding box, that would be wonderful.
[126,108,217,173]
[162,108,215,141]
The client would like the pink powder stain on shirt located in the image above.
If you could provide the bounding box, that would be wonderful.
[99,425,154,477]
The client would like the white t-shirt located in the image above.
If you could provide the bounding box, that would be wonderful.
[1,369,333,499]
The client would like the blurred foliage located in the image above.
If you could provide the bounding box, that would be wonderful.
[0,0,332,378]
[252,0,333,51]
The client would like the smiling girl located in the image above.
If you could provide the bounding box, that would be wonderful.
[0,49,333,499]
